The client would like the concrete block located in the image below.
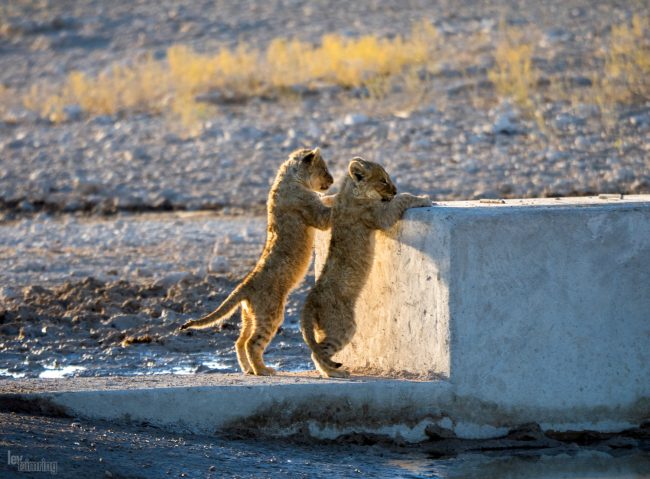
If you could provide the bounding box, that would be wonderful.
[315,195,650,424]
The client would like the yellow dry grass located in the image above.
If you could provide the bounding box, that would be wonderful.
[22,20,440,130]
[594,14,650,108]
[18,14,649,132]
[487,14,649,132]
[487,23,539,110]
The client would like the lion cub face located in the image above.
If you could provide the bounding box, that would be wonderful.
[348,157,397,201]
[292,148,334,192]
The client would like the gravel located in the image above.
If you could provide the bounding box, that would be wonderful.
[0,0,648,221]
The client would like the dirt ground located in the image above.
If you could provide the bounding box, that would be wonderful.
[0,411,649,478]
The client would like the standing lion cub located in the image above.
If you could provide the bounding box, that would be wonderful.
[180,148,333,376]
[301,158,431,378]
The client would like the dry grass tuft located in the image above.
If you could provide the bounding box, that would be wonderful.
[18,15,649,132]
[594,14,650,108]
[22,20,440,131]
[487,23,539,110]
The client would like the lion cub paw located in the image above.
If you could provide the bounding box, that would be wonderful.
[253,366,277,376]
[413,195,432,208]
[321,367,350,379]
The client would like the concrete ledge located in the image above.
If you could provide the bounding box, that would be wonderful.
[1,374,645,442]
[315,195,650,429]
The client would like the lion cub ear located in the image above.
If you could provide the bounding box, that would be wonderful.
[301,147,319,164]
[348,157,369,182]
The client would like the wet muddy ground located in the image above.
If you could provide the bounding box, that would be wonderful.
[0,412,649,478]
[0,212,313,380]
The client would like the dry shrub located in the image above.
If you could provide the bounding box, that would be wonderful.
[595,14,650,107]
[487,24,539,110]
[21,20,440,130]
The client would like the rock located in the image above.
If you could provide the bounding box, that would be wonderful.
[574,135,594,149]
[425,423,456,440]
[612,166,635,183]
[62,199,82,213]
[7,138,26,149]
[22,285,49,297]
[506,422,546,441]
[194,364,219,374]
[236,126,265,142]
[541,28,572,46]
[208,255,230,274]
[491,102,525,135]
[160,309,177,323]
[343,113,370,126]
[2,108,38,125]
[91,115,114,126]
[411,138,432,150]
[620,107,650,127]
[64,105,83,122]
[0,324,20,336]
[305,123,322,140]
[281,137,301,150]
[153,272,190,289]
[603,436,639,449]
[106,314,142,331]
[553,112,585,130]
[0,287,20,302]
[569,76,592,87]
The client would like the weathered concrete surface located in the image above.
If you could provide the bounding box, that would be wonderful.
[0,374,458,441]
[315,195,650,429]
[1,373,645,442]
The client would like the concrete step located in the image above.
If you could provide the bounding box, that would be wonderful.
[0,374,458,442]
[0,369,644,442]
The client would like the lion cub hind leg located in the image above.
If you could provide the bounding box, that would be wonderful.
[311,353,350,378]
[313,335,351,378]
[235,303,255,374]
[244,302,284,376]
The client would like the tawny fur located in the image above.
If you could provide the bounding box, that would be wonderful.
[180,148,333,376]
[301,158,431,378]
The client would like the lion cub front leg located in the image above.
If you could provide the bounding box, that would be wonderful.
[374,193,431,230]
[304,197,332,230]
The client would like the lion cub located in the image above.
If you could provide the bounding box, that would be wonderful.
[301,158,431,378]
[180,148,333,376]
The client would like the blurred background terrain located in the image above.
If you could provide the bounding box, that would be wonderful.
[1,0,648,217]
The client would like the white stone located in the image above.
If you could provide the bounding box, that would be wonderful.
[208,255,230,274]
[343,113,370,126]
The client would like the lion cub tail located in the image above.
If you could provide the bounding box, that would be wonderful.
[301,310,342,370]
[180,284,246,330]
